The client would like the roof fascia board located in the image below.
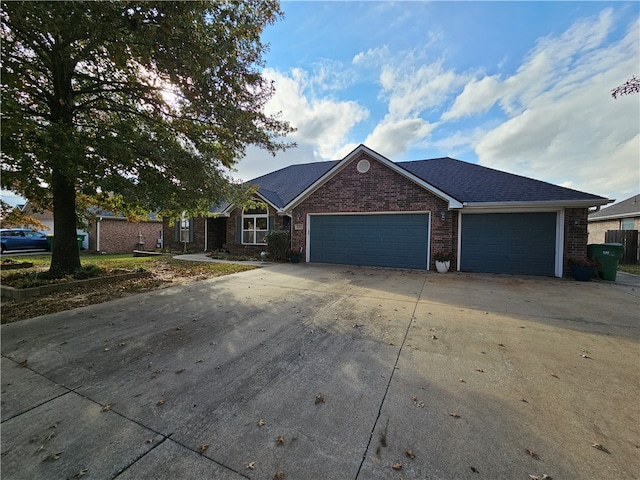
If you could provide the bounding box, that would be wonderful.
[462,199,611,210]
[588,212,640,221]
[283,144,463,210]
[220,191,281,215]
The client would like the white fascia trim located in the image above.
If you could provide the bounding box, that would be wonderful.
[588,213,640,222]
[219,191,282,216]
[462,199,611,210]
[283,144,463,211]
[555,210,565,278]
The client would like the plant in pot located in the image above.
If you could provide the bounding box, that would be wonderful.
[567,256,598,281]
[289,246,303,264]
[433,251,454,273]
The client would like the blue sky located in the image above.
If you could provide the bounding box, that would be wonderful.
[2,1,638,208]
[235,1,639,203]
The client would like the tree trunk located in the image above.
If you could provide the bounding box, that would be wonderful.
[49,169,81,276]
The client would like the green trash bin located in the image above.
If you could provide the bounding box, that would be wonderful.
[587,243,624,281]
[46,235,54,251]
[77,234,85,251]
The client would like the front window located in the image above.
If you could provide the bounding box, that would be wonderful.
[242,207,268,244]
[180,214,190,242]
[621,218,634,230]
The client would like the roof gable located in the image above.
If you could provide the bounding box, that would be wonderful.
[281,145,463,211]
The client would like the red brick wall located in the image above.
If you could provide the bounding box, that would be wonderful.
[225,206,289,256]
[90,218,163,253]
[162,217,207,253]
[563,207,589,275]
[291,153,456,267]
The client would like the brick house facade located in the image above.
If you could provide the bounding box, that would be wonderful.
[88,217,163,253]
[290,152,456,270]
[162,145,610,277]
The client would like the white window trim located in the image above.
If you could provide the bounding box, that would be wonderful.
[242,208,268,245]
[180,214,190,243]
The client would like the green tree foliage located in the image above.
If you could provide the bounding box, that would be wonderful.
[1,1,293,275]
[265,229,290,262]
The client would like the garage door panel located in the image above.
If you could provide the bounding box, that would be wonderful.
[310,214,429,269]
[461,213,556,276]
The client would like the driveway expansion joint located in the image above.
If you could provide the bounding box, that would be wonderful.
[354,277,427,479]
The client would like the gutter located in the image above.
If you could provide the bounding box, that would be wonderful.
[461,199,612,209]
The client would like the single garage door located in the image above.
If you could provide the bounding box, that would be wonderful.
[461,212,556,276]
[309,213,429,269]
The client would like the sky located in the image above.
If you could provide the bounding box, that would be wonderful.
[2,1,638,208]
[234,0,640,203]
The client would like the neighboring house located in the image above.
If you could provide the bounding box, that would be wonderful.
[19,200,89,249]
[163,145,610,277]
[87,210,163,254]
[588,194,640,243]
[588,194,640,263]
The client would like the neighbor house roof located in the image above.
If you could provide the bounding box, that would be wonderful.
[589,194,640,221]
[221,145,610,212]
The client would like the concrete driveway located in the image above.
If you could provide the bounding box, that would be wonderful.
[2,264,638,480]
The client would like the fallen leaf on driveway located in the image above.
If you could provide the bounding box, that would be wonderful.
[353,323,364,328]
[175,369,185,374]
[257,419,265,426]
[550,373,559,379]
[101,403,113,412]
[74,467,89,478]
[460,378,466,383]
[405,449,416,459]
[246,461,256,469]
[475,368,484,373]
[198,444,209,454]
[525,448,539,459]
[592,443,610,453]
[18,359,28,367]
[431,335,438,340]
[392,462,402,470]
[273,472,285,480]
[580,354,592,359]
[43,451,63,462]
[157,399,165,406]
[498,343,505,347]
[315,394,325,404]
[449,412,460,418]
[275,435,285,445]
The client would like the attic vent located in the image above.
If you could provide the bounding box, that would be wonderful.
[357,159,370,173]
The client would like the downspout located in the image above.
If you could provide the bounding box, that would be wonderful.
[96,217,102,252]
[204,217,208,252]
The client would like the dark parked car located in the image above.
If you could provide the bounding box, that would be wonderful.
[0,229,50,253]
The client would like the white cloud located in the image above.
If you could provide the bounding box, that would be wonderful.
[262,67,369,159]
[473,13,639,198]
[444,8,617,121]
[365,116,436,158]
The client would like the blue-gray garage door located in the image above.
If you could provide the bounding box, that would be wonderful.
[460,212,556,276]
[309,214,429,269]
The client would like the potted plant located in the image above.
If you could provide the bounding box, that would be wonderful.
[289,246,303,264]
[433,251,454,273]
[567,256,598,281]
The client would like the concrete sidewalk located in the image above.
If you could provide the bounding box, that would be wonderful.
[2,264,639,479]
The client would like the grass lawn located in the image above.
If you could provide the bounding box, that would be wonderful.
[618,263,640,275]
[1,253,259,323]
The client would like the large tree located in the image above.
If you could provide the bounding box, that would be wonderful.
[1,1,293,275]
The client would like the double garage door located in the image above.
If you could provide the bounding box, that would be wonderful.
[308,211,558,275]
[460,212,557,276]
[309,213,429,269]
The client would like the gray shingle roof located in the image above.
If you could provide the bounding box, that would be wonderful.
[230,155,607,210]
[397,157,607,203]
[589,194,640,220]
[249,161,338,208]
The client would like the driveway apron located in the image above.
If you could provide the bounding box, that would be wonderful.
[2,264,639,480]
